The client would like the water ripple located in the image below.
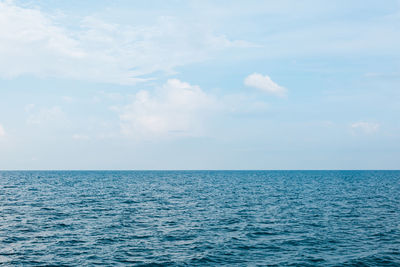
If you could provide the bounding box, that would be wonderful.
[0,170,399,266]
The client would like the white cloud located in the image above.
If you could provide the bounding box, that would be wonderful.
[0,2,252,84]
[351,121,380,134]
[0,124,5,137]
[118,79,216,138]
[0,2,85,77]
[117,78,272,140]
[244,73,287,97]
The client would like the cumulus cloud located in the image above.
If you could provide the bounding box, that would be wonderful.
[0,1,253,84]
[0,124,5,137]
[118,79,216,138]
[244,73,287,97]
[351,121,380,134]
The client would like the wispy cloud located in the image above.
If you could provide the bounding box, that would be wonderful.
[0,1,254,84]
[351,121,380,134]
[26,106,66,125]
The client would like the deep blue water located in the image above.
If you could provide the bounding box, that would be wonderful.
[0,171,399,266]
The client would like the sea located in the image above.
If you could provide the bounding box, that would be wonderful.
[0,170,399,266]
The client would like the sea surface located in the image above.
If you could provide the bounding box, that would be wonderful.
[0,171,399,266]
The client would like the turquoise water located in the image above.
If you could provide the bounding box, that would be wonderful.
[0,171,399,266]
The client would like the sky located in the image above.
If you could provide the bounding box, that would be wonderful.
[0,0,399,170]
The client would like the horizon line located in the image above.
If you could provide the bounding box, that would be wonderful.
[1,169,399,172]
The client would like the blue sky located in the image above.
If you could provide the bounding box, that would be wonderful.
[0,0,399,169]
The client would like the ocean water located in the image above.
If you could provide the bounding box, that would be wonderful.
[0,171,399,266]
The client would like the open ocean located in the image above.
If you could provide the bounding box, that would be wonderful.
[0,170,399,266]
